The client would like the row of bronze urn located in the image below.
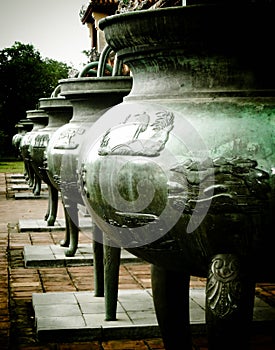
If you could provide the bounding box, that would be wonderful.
[12,3,275,350]
[13,67,133,324]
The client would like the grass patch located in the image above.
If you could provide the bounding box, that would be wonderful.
[0,161,24,173]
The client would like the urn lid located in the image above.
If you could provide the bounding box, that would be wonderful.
[38,97,72,111]
[99,4,275,91]
[58,76,132,99]
[99,4,275,56]
[25,109,48,119]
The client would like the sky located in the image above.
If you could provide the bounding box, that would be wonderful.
[0,0,92,70]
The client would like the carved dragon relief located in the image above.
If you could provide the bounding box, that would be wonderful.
[169,156,271,216]
[206,254,241,318]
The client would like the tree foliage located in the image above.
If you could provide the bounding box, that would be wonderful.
[0,41,71,156]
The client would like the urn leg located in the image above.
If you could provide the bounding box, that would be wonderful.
[92,225,121,320]
[63,200,79,257]
[92,224,104,297]
[46,185,59,226]
[151,265,192,350]
[23,161,29,182]
[44,188,50,221]
[206,254,255,350]
[25,160,34,188]
[103,234,121,321]
[23,160,32,185]
[32,174,41,196]
[60,201,70,248]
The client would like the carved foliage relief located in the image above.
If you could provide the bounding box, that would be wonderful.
[206,254,241,319]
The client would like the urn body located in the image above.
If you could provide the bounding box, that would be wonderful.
[80,4,275,280]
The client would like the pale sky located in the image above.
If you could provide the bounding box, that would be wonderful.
[0,0,92,70]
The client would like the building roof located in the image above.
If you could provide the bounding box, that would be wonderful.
[81,0,119,23]
[80,0,165,23]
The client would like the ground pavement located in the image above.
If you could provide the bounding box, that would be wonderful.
[0,172,275,350]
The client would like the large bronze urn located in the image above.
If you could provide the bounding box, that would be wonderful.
[12,119,33,160]
[45,76,132,256]
[29,97,72,224]
[45,75,132,321]
[20,109,48,194]
[78,3,275,349]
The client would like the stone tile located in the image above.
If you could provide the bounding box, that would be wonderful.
[76,244,93,254]
[190,300,206,324]
[24,244,139,268]
[127,311,158,325]
[7,178,26,184]
[14,192,49,199]
[79,302,106,315]
[74,292,97,304]
[84,313,129,328]
[190,288,206,308]
[253,304,275,321]
[119,299,154,312]
[19,218,66,232]
[118,289,152,300]
[32,292,77,306]
[34,304,82,317]
[80,302,124,315]
[102,313,134,326]
[19,217,93,232]
[8,173,25,179]
[36,316,86,330]
[8,184,30,190]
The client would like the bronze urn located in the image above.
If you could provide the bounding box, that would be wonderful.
[78,2,275,349]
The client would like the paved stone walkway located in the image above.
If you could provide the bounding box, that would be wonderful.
[1,172,275,349]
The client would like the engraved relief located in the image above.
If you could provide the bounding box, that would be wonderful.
[98,110,174,157]
[54,127,85,150]
[206,254,241,318]
[169,156,271,215]
[213,138,272,160]
[34,134,49,148]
